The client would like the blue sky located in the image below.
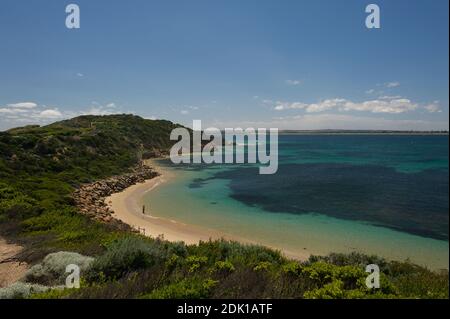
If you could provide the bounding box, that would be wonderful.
[0,0,448,130]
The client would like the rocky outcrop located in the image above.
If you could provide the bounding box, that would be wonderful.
[142,149,167,159]
[72,163,158,228]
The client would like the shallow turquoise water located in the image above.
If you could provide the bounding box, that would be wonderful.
[143,135,449,269]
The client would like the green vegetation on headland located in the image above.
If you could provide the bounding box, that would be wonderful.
[0,114,448,299]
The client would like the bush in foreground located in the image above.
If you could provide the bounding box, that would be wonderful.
[26,237,448,300]
[86,236,169,282]
[0,282,53,299]
[23,251,94,286]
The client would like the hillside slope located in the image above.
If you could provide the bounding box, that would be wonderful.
[0,115,181,260]
[1,114,181,182]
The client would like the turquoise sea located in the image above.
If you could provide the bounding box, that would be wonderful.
[143,135,449,269]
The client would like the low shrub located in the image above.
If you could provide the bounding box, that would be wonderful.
[209,260,235,274]
[185,256,208,273]
[253,261,273,272]
[190,240,284,266]
[0,282,53,299]
[142,278,217,299]
[282,261,302,276]
[302,261,399,298]
[29,288,74,299]
[86,236,167,281]
[23,251,94,286]
[304,280,346,299]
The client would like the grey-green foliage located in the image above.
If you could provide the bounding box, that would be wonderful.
[23,251,94,285]
[86,236,170,281]
[0,282,52,299]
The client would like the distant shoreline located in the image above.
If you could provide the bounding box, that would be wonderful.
[278,131,449,135]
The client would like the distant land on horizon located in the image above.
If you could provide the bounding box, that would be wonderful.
[278,129,449,135]
[2,115,449,135]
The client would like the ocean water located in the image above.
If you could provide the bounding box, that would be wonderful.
[143,135,449,269]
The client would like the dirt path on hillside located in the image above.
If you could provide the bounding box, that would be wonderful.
[0,237,28,288]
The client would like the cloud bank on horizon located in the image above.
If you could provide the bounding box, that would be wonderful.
[0,0,448,131]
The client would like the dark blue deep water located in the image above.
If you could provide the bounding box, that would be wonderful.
[183,135,449,241]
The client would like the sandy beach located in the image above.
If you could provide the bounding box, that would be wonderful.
[106,161,240,245]
[105,160,310,261]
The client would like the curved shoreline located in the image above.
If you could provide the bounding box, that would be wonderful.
[106,163,243,244]
[104,162,450,269]
[105,161,310,261]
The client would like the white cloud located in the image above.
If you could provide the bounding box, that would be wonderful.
[81,107,116,116]
[342,98,417,114]
[0,107,28,114]
[385,82,400,88]
[1,102,63,126]
[274,105,284,111]
[424,101,442,113]
[286,80,302,86]
[0,101,133,130]
[378,95,403,100]
[273,96,419,114]
[307,99,348,113]
[77,73,84,77]
[206,113,448,131]
[79,102,124,116]
[38,109,63,119]
[365,89,375,94]
[7,102,37,109]
[180,110,189,115]
[274,101,308,111]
